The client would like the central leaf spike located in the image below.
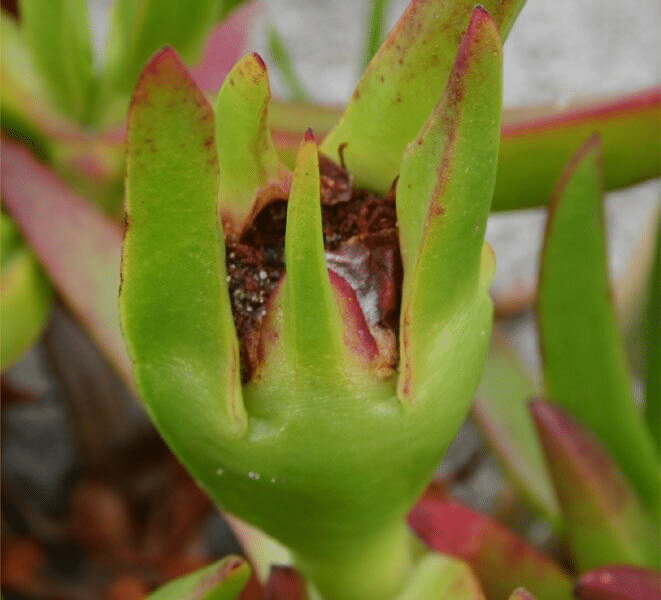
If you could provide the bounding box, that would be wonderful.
[281,130,348,385]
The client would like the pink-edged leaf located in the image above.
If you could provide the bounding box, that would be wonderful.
[148,555,251,600]
[0,137,131,384]
[409,490,573,600]
[496,87,661,211]
[537,136,658,510]
[263,566,307,600]
[191,1,259,94]
[472,329,561,528]
[268,89,661,213]
[574,565,661,600]
[530,400,658,572]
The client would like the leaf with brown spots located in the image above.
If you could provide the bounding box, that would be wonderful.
[320,0,524,194]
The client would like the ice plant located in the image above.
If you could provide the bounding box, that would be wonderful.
[1,0,659,597]
[120,4,507,598]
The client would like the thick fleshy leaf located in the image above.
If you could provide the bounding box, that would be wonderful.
[495,88,661,211]
[263,566,306,600]
[643,212,660,447]
[0,212,53,369]
[122,44,247,471]
[396,7,501,402]
[1,15,126,212]
[530,400,658,572]
[320,0,524,193]
[0,137,130,382]
[574,566,661,600]
[191,1,258,94]
[266,25,310,102]
[361,0,390,71]
[253,133,380,396]
[472,329,561,528]
[394,554,486,600]
[104,0,219,98]
[537,135,659,509]
[223,514,292,583]
[409,491,573,600]
[281,132,352,384]
[214,52,290,238]
[148,556,251,600]
[1,12,53,160]
[19,0,97,124]
[271,90,661,209]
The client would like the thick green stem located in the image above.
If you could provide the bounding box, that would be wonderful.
[294,518,417,600]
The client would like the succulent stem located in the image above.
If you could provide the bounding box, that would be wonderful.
[294,518,417,600]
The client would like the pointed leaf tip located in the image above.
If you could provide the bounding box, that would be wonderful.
[538,134,659,510]
[215,51,289,237]
[530,399,658,571]
[252,51,267,69]
[280,132,346,380]
[123,35,248,519]
[132,46,186,96]
[320,0,518,193]
[147,555,251,600]
[304,127,315,142]
[396,2,502,402]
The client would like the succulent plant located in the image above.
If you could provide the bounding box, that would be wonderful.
[2,0,660,599]
[120,5,506,598]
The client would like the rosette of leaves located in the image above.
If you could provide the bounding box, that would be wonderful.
[119,2,523,598]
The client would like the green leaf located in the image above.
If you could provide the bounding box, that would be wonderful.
[537,135,660,510]
[272,89,661,208]
[122,43,247,482]
[531,400,659,571]
[0,138,128,380]
[643,212,660,447]
[104,0,219,98]
[19,0,97,125]
[1,12,53,160]
[281,132,348,385]
[494,88,661,211]
[320,0,525,194]
[266,25,311,102]
[361,0,390,72]
[396,7,501,402]
[0,212,53,369]
[148,556,251,600]
[394,554,486,600]
[410,489,574,600]
[214,52,290,238]
[472,329,561,529]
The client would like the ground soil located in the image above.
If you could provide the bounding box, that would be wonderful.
[225,155,401,381]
